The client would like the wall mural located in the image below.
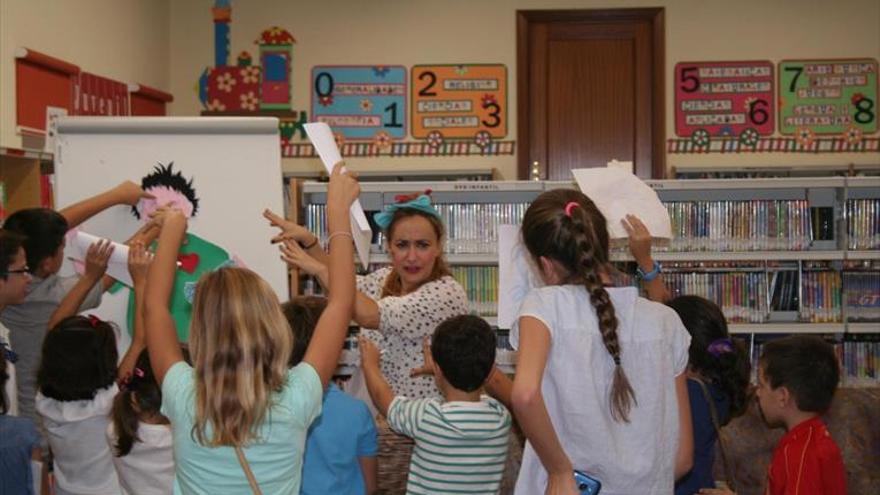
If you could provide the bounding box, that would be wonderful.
[196,1,514,158]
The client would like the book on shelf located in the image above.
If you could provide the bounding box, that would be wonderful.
[846,199,879,250]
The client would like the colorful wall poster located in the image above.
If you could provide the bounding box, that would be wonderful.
[779,58,878,136]
[310,65,407,143]
[674,61,774,143]
[411,64,507,144]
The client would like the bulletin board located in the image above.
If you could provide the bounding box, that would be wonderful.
[310,65,407,142]
[778,58,878,135]
[410,64,507,141]
[674,61,774,142]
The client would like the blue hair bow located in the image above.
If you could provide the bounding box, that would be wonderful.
[373,194,440,231]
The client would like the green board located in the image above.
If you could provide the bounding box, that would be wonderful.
[778,59,877,135]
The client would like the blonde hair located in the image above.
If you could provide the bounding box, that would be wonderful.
[189,267,292,446]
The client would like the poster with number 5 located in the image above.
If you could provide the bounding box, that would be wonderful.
[674,61,775,142]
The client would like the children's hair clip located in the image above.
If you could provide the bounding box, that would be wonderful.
[87,314,103,328]
[707,338,734,358]
[133,367,145,378]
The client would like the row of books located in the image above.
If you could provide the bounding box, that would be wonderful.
[450,265,498,316]
[665,200,814,251]
[666,271,769,323]
[304,198,878,254]
[846,199,880,250]
[749,337,879,387]
[843,271,880,322]
[800,271,842,323]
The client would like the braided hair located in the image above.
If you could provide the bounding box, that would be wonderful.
[521,189,636,422]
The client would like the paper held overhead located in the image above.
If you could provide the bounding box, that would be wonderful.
[67,230,133,287]
[303,122,373,269]
[571,167,672,246]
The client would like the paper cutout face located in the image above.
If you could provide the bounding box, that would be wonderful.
[133,162,199,221]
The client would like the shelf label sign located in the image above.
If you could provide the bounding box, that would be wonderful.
[778,58,878,135]
[674,61,775,139]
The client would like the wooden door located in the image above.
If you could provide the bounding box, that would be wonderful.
[517,9,665,179]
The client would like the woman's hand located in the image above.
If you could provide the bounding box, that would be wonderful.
[263,208,318,246]
[545,471,578,495]
[84,239,114,280]
[127,241,153,286]
[327,162,360,213]
[280,239,327,279]
[621,214,653,269]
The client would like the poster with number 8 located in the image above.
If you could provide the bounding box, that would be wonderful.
[674,61,775,140]
[411,64,507,142]
[310,65,407,141]
[778,59,877,135]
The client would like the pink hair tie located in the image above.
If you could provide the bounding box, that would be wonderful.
[564,201,580,217]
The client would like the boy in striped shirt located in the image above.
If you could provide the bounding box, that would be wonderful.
[359,315,511,495]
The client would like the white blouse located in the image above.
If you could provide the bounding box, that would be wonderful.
[357,266,469,399]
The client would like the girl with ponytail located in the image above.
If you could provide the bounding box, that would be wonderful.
[510,189,694,494]
[668,296,750,495]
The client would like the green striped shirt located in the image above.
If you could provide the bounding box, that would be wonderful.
[387,395,512,495]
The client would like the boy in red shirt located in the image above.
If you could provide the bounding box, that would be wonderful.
[701,335,846,495]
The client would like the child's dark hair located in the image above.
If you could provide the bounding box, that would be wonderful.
[3,208,68,273]
[521,189,636,422]
[111,348,189,456]
[0,230,26,277]
[37,315,118,401]
[282,295,329,367]
[431,315,496,392]
[667,296,751,423]
[131,162,199,219]
[760,335,840,413]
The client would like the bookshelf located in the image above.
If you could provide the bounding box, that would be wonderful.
[299,176,879,384]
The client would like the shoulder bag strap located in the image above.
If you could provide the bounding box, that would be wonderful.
[234,445,264,495]
[695,378,736,492]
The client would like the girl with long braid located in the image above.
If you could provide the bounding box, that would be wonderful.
[510,189,694,494]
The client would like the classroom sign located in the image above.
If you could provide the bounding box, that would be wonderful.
[411,64,507,143]
[779,59,878,135]
[674,61,774,143]
[310,65,407,142]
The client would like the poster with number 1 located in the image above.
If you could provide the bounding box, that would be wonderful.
[310,65,407,141]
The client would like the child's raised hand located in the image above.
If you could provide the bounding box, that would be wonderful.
[409,336,434,377]
[358,335,381,370]
[115,180,154,206]
[621,214,653,266]
[127,241,153,285]
[84,239,114,279]
[326,161,360,212]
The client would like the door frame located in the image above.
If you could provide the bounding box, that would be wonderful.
[516,8,666,179]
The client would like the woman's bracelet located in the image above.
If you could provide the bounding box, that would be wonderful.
[300,236,319,250]
[325,230,354,249]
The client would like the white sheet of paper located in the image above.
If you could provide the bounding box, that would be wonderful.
[497,224,544,329]
[303,122,372,269]
[572,167,672,242]
[68,230,132,287]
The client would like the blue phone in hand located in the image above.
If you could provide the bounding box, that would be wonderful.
[574,470,601,495]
